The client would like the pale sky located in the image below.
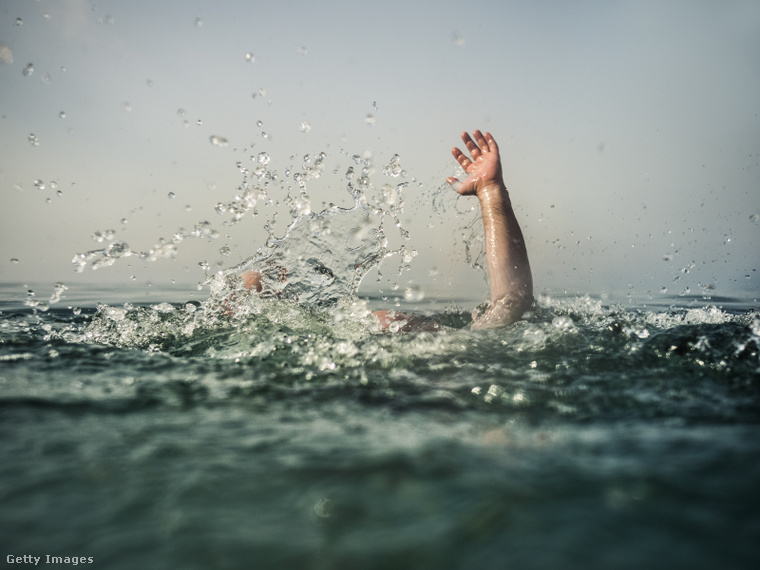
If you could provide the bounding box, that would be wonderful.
[1,0,759,301]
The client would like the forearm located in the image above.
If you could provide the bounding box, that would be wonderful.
[478,183,533,308]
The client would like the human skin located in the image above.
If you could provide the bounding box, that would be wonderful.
[240,270,262,293]
[446,130,533,329]
[240,130,533,330]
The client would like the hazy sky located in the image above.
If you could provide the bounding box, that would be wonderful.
[1,0,759,302]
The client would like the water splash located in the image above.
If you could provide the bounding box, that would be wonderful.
[49,282,68,305]
[72,241,133,272]
[71,143,416,319]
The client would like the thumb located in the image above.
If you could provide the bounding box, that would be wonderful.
[447,177,463,193]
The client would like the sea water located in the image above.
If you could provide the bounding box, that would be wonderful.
[2,151,759,569]
[2,283,759,569]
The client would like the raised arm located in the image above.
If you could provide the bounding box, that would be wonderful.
[448,130,533,329]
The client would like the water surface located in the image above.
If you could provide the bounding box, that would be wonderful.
[1,282,758,569]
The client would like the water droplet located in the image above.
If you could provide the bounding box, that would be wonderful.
[257,152,270,165]
[34,179,45,190]
[364,114,376,126]
[210,135,228,147]
[150,302,175,314]
[219,245,231,256]
[290,195,311,217]
[16,18,22,26]
[256,120,264,127]
[146,79,153,87]
[194,17,203,27]
[261,131,268,139]
[660,287,668,294]
[91,230,116,243]
[453,32,465,46]
[10,258,19,264]
[24,289,40,309]
[122,102,132,112]
[22,63,34,76]
[750,213,760,224]
[244,52,255,62]
[59,111,66,119]
[41,73,51,83]
[49,282,68,305]
[28,134,39,146]
[196,119,202,126]
[382,154,403,177]
[300,121,311,133]
[0,45,13,64]
[295,46,307,55]
[167,192,175,199]
[177,108,186,117]
[404,285,425,302]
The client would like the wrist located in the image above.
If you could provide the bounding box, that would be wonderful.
[477,182,509,206]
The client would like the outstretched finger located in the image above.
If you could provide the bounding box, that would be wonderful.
[484,131,499,154]
[461,132,481,159]
[473,130,489,153]
[452,147,472,170]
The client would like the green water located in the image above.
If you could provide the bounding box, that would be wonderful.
[1,284,758,569]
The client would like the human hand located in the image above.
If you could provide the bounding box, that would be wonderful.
[446,130,505,198]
